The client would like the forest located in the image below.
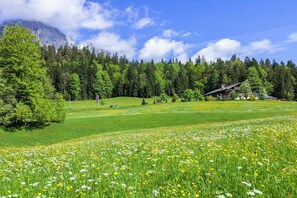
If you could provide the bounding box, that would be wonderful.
[41,45,297,101]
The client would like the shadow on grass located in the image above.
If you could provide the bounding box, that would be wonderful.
[1,122,49,132]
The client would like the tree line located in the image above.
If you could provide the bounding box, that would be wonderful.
[41,45,297,101]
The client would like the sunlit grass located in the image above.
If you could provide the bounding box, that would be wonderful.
[0,116,296,197]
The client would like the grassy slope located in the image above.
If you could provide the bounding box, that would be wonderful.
[0,97,297,147]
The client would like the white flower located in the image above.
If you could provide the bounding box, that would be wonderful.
[127,186,134,191]
[121,183,127,188]
[253,188,263,195]
[241,181,252,187]
[226,193,233,197]
[247,191,255,196]
[21,182,26,185]
[237,166,242,170]
[70,177,76,181]
[80,169,87,173]
[81,184,88,189]
[152,189,159,197]
[217,195,225,198]
[103,173,109,177]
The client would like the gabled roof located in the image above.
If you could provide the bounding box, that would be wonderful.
[205,83,241,96]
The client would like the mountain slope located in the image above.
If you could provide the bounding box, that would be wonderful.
[0,19,74,48]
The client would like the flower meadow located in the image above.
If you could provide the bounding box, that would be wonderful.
[0,116,296,197]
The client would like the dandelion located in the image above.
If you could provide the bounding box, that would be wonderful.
[114,171,119,176]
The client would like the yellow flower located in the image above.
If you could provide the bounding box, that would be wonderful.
[181,169,186,174]
[114,171,119,176]
[57,182,63,187]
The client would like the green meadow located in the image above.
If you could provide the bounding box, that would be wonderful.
[0,98,297,197]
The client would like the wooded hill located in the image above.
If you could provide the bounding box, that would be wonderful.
[41,45,297,101]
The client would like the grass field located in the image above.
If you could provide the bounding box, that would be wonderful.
[0,98,297,197]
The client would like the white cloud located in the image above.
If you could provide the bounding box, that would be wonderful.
[133,17,154,29]
[192,38,279,61]
[162,29,179,38]
[192,39,241,61]
[124,6,138,22]
[288,32,297,42]
[139,37,189,62]
[244,39,277,55]
[182,32,192,37]
[0,0,114,36]
[83,32,136,60]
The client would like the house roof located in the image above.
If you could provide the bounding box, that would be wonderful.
[205,83,241,96]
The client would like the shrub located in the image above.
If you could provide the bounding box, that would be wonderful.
[205,95,215,101]
[193,90,204,101]
[183,89,194,101]
[250,94,256,101]
[142,98,146,105]
[229,91,239,100]
[160,93,167,103]
[172,93,179,102]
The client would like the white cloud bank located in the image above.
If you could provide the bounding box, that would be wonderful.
[192,38,280,61]
[83,32,137,60]
[0,0,114,36]
[139,37,189,62]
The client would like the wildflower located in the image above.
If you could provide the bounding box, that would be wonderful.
[70,176,76,181]
[217,195,225,198]
[253,188,263,195]
[57,183,63,187]
[152,189,159,197]
[79,169,87,173]
[127,186,134,191]
[247,191,255,196]
[226,193,233,197]
[181,169,186,174]
[237,166,242,170]
[241,181,252,187]
[103,173,109,177]
[114,171,119,176]
[121,183,127,188]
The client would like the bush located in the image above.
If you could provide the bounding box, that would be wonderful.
[183,89,194,101]
[160,93,167,103]
[229,91,239,100]
[172,93,179,102]
[250,94,256,101]
[193,90,204,101]
[142,98,146,105]
[205,95,215,101]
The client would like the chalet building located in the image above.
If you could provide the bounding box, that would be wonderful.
[204,83,241,98]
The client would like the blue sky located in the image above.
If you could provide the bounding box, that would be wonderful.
[1,0,297,62]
